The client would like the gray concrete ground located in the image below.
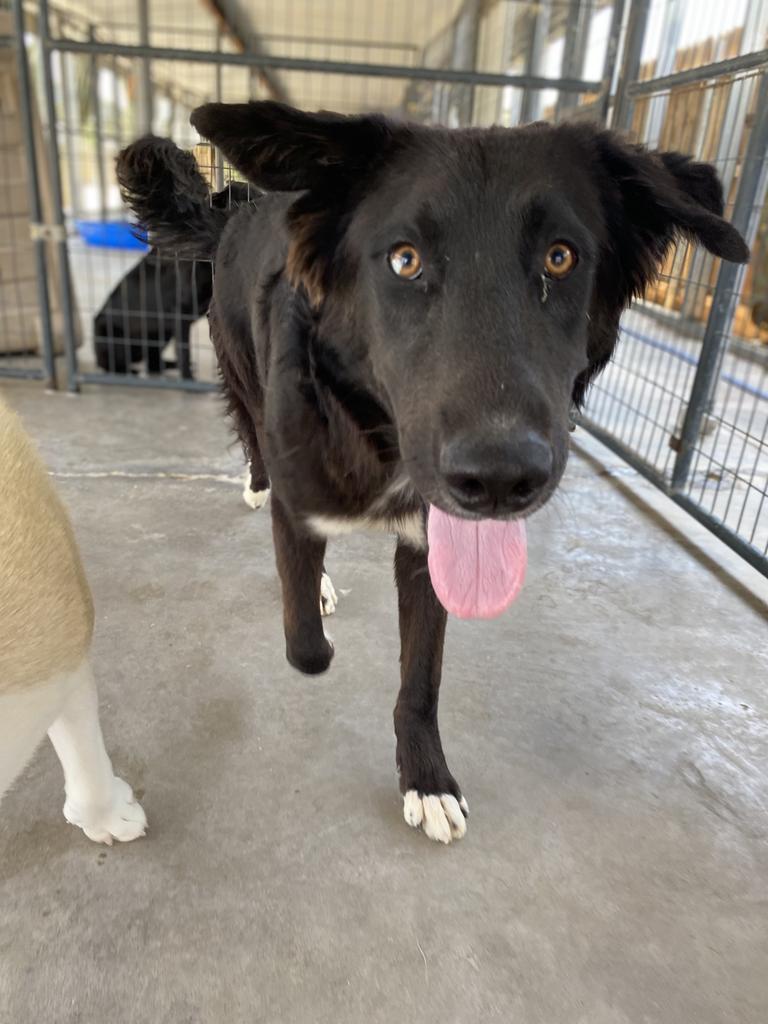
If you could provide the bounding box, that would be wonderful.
[1,381,767,1024]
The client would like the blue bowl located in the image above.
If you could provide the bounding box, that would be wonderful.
[75,220,149,251]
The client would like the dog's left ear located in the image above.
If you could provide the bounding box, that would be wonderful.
[572,128,749,406]
[190,101,396,191]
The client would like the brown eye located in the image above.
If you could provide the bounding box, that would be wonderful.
[544,242,577,279]
[388,243,423,280]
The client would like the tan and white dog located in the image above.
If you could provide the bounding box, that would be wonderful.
[0,396,146,843]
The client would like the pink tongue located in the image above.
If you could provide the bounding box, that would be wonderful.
[427,506,527,620]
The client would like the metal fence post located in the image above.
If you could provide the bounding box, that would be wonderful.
[671,71,768,492]
[519,0,552,125]
[58,49,80,220]
[612,0,650,132]
[555,0,591,120]
[642,0,684,145]
[11,0,56,389]
[111,53,122,140]
[446,0,481,126]
[597,0,627,125]
[89,25,107,221]
[38,0,80,392]
[214,25,225,190]
[137,0,152,133]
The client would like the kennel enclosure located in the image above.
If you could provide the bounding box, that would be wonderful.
[1,0,766,577]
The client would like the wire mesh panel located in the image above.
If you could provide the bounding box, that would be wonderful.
[42,14,230,391]
[586,71,766,478]
[10,0,767,574]
[19,0,618,392]
[0,5,55,384]
[9,0,767,576]
[580,0,768,574]
[0,49,41,381]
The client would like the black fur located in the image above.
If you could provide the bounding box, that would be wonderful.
[117,104,748,838]
[97,177,252,377]
[116,135,250,256]
[94,251,209,378]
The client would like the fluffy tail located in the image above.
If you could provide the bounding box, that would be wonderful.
[116,135,236,258]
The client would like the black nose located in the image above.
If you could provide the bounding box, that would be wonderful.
[439,429,553,514]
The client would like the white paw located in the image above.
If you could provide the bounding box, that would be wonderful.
[242,466,270,510]
[403,790,468,844]
[320,572,338,617]
[63,775,147,845]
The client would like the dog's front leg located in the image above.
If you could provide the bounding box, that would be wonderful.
[271,495,334,675]
[393,540,468,844]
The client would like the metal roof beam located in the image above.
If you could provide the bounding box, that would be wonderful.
[201,0,290,103]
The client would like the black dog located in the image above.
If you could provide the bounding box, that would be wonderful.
[94,180,252,379]
[117,105,747,843]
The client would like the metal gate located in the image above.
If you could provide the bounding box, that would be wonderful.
[0,2,56,387]
[579,0,768,577]
[4,0,621,396]
[2,0,767,577]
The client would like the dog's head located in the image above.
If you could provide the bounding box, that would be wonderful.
[191,101,748,523]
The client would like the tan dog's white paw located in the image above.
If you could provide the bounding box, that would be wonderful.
[63,776,147,845]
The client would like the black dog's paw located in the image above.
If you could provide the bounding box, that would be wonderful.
[402,789,469,844]
[286,633,334,675]
[395,720,468,843]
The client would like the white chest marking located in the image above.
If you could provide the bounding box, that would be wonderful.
[307,511,426,549]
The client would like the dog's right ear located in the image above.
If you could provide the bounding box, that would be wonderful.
[190,101,396,191]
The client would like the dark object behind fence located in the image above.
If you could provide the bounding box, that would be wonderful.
[93,181,251,379]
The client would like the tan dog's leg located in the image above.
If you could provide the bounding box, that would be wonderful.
[47,658,146,844]
[0,679,64,800]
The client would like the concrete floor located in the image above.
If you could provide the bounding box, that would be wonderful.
[1,381,767,1024]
